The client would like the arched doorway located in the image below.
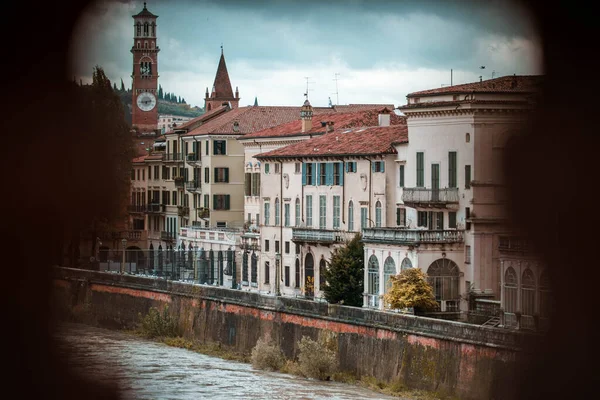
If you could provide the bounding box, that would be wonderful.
[305,253,314,298]
[319,258,327,292]
[504,266,518,327]
[426,258,460,311]
[400,257,412,272]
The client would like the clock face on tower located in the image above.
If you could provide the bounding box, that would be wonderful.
[137,92,156,112]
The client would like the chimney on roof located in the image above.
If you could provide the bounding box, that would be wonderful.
[300,99,313,133]
[378,107,391,127]
[326,121,335,133]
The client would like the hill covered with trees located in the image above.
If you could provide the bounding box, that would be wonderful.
[112,80,204,125]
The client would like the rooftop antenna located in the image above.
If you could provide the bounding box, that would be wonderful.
[480,66,485,82]
[304,76,315,100]
[332,73,340,105]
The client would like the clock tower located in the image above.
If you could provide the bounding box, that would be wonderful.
[131,2,159,136]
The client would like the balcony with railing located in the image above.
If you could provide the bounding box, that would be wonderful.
[362,228,464,245]
[127,204,146,213]
[146,203,166,214]
[498,236,532,254]
[402,188,460,209]
[161,231,176,242]
[186,153,201,165]
[177,206,190,217]
[164,152,184,162]
[185,180,200,192]
[291,228,353,245]
[174,177,185,188]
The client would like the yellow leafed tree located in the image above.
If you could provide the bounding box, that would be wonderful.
[383,268,439,311]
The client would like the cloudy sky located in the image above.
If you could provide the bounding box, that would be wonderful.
[69,0,543,108]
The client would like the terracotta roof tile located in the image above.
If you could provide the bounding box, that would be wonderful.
[398,99,532,110]
[133,4,158,18]
[407,75,543,97]
[242,107,404,140]
[165,105,228,134]
[256,124,408,160]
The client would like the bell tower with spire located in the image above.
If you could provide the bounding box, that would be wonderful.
[131,2,159,135]
[204,46,240,112]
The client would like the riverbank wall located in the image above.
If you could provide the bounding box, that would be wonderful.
[52,267,539,400]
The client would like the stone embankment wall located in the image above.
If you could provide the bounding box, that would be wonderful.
[52,267,539,399]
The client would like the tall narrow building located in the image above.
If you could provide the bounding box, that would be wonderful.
[204,48,240,112]
[131,2,159,137]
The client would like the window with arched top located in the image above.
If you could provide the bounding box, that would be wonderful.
[375,201,382,227]
[368,255,380,297]
[348,201,354,231]
[136,22,141,36]
[400,257,412,272]
[521,268,536,317]
[151,22,155,36]
[504,266,518,313]
[143,22,149,36]
[539,270,551,319]
[427,258,460,302]
[319,259,327,291]
[383,256,396,293]
[275,198,280,226]
[466,132,471,143]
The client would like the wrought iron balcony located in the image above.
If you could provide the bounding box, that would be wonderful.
[186,153,201,164]
[185,180,200,192]
[402,188,460,208]
[361,228,464,245]
[174,177,185,188]
[177,206,190,217]
[291,228,352,245]
[146,203,166,213]
[161,231,175,241]
[164,152,184,162]
[498,236,531,254]
[127,204,146,213]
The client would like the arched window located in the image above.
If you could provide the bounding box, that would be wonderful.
[375,201,382,227]
[367,255,379,307]
[400,257,412,272]
[207,104,212,111]
[319,259,327,291]
[144,41,148,49]
[348,201,354,231]
[136,22,141,36]
[504,266,518,315]
[305,253,314,298]
[242,249,249,283]
[275,198,280,226]
[521,268,536,318]
[295,198,301,227]
[137,41,141,49]
[427,258,460,303]
[539,270,551,319]
[383,256,396,293]
[151,22,155,36]
[143,22,149,36]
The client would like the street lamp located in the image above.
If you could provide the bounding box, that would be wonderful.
[121,238,127,274]
[275,253,281,296]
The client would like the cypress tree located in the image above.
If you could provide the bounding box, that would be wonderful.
[321,233,364,306]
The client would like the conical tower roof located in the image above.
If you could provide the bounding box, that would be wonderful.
[212,50,234,99]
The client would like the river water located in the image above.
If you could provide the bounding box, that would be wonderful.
[55,323,397,400]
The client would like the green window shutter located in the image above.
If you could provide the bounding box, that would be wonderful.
[449,212,457,228]
[301,163,306,186]
[205,168,209,183]
[339,162,344,186]
[225,168,229,183]
[326,163,333,185]
[399,165,404,187]
[204,194,209,208]
[225,195,230,210]
[213,194,218,210]
[313,163,317,185]
[465,165,471,189]
[372,162,376,173]
[396,208,401,225]
[438,212,444,230]
[214,168,218,182]
[381,161,385,172]
[416,152,424,187]
[245,173,251,196]
[449,151,457,188]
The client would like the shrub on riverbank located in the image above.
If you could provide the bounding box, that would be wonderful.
[138,306,179,338]
[250,338,286,371]
[296,336,338,380]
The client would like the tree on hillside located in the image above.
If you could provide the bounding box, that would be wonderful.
[113,82,118,91]
[321,233,364,306]
[158,85,163,100]
[383,268,439,312]
[120,78,125,91]
[64,66,135,267]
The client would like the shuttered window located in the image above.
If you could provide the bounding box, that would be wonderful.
[449,151,457,188]
[416,152,424,187]
[465,165,471,189]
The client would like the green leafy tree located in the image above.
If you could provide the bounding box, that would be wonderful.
[321,233,364,306]
[383,268,438,311]
[65,66,135,267]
